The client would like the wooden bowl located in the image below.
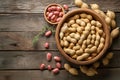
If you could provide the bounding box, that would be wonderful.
[44,3,65,25]
[55,9,110,65]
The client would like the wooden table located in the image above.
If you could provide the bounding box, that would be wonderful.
[0,0,120,80]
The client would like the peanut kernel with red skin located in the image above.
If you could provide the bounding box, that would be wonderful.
[44,42,49,49]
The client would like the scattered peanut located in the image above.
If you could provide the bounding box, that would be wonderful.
[90,4,99,10]
[111,27,119,39]
[54,56,61,62]
[74,0,83,7]
[44,42,49,49]
[47,65,52,71]
[111,20,116,29]
[102,58,109,66]
[93,62,100,69]
[69,68,78,75]
[40,64,46,70]
[106,52,114,59]
[106,10,115,19]
[46,52,52,61]
[80,66,98,76]
[105,16,111,25]
[63,4,69,11]
[45,30,52,37]
[64,63,71,71]
[52,68,59,74]
[86,68,97,76]
[81,2,89,8]
[64,63,78,75]
[56,62,62,69]
[80,66,88,73]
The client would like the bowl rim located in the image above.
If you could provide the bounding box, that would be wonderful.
[44,3,65,25]
[55,8,110,65]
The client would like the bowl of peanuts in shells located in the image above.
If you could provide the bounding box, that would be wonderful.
[55,8,110,65]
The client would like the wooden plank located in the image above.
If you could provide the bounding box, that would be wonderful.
[0,32,119,50]
[0,51,119,69]
[0,13,120,31]
[0,32,57,50]
[0,51,64,69]
[0,69,120,80]
[0,32,34,50]
[0,13,47,31]
[0,70,69,80]
[0,0,72,13]
[0,0,119,13]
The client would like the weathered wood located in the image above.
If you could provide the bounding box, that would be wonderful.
[0,0,119,80]
[0,51,119,69]
[0,69,120,80]
[0,32,33,50]
[0,13,120,31]
[0,13,47,31]
[0,51,64,69]
[0,32,119,50]
[0,0,119,13]
[0,32,57,50]
[0,70,69,80]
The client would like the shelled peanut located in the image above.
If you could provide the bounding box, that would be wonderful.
[59,13,105,61]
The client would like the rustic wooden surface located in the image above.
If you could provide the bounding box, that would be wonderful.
[0,0,120,80]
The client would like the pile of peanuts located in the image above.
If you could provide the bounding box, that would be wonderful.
[62,0,119,76]
[60,12,105,61]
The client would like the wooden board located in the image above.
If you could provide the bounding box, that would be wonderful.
[0,13,120,31]
[0,0,119,13]
[0,69,120,80]
[0,0,120,80]
[0,51,119,69]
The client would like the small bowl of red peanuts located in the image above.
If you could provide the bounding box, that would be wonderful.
[44,3,65,25]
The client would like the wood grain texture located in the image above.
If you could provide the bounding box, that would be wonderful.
[0,13,120,31]
[0,0,119,13]
[0,32,56,50]
[0,0,119,80]
[0,32,33,50]
[0,69,120,80]
[0,13,46,31]
[0,31,119,50]
[0,51,119,69]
